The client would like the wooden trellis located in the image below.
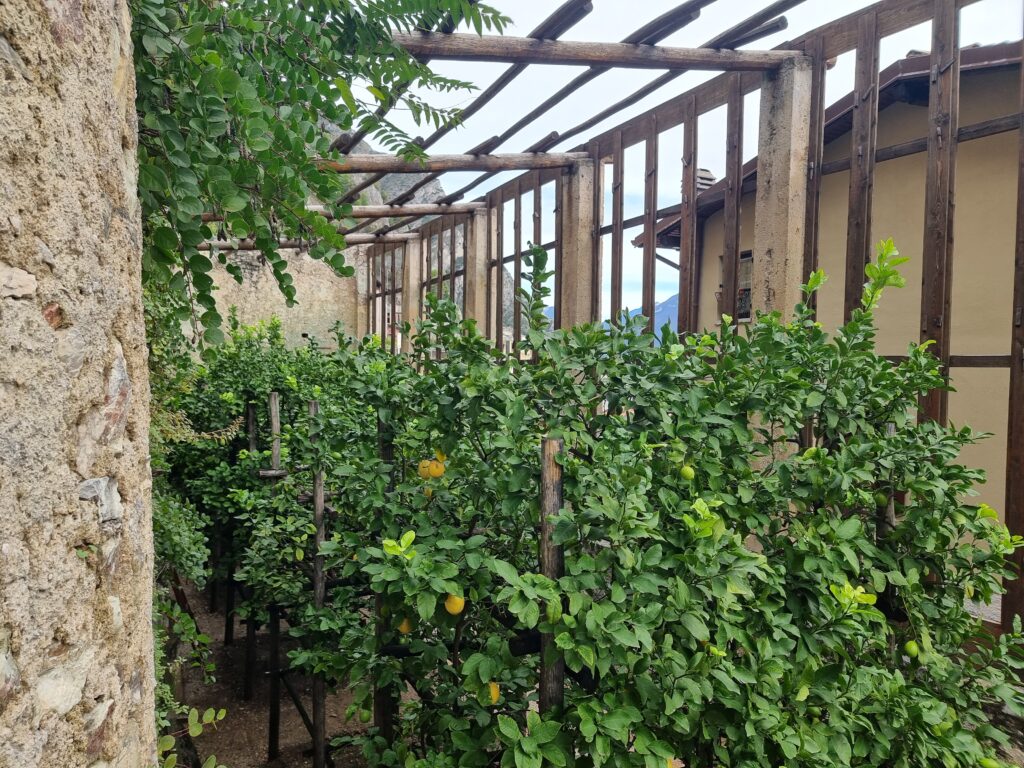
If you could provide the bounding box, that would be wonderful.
[357,0,1024,633]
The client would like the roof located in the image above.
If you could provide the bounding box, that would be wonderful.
[636,41,1022,249]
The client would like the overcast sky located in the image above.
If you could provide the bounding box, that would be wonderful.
[364,0,1022,312]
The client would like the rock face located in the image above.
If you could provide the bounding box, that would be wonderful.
[0,2,155,767]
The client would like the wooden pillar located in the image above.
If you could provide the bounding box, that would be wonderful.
[267,604,281,759]
[557,158,597,328]
[843,11,880,319]
[400,238,422,353]
[464,209,489,327]
[721,74,744,319]
[919,0,961,424]
[678,94,699,334]
[752,54,813,319]
[801,35,827,314]
[1001,28,1024,632]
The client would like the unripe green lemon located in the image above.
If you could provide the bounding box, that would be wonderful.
[359,709,372,724]
[979,758,1001,768]
[873,491,889,507]
[904,640,919,658]
[680,465,696,481]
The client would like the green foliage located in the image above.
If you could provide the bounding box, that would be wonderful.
[132,0,507,346]
[156,707,227,768]
[166,241,1024,768]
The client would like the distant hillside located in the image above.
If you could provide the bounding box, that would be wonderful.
[542,294,681,336]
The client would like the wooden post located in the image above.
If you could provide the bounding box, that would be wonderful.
[374,422,397,743]
[496,192,506,350]
[1002,28,1024,633]
[268,604,281,760]
[752,54,813,319]
[919,0,960,424]
[720,74,744,320]
[539,438,565,714]
[843,11,880,320]
[642,115,658,330]
[308,400,327,768]
[557,158,597,329]
[513,181,523,345]
[401,238,422,353]
[801,35,827,314]
[678,95,698,334]
[464,209,489,326]
[611,132,625,322]
[269,392,281,470]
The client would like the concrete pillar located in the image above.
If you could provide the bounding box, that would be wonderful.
[0,2,155,767]
[463,210,488,328]
[753,56,813,319]
[557,159,597,328]
[400,239,422,353]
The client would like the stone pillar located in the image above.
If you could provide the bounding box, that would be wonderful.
[0,3,155,767]
[557,159,597,328]
[400,239,422,353]
[752,56,813,318]
[463,210,488,328]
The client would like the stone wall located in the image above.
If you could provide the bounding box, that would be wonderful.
[0,2,155,767]
[210,247,365,348]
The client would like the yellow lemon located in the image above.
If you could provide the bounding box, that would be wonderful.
[444,594,466,616]
[398,617,413,635]
[488,681,500,705]
[428,459,445,478]
[417,460,432,480]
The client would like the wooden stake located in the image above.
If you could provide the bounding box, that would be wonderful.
[391,32,797,71]
[308,400,327,768]
[268,604,281,759]
[721,73,744,319]
[374,421,397,742]
[539,438,565,714]
[678,94,698,334]
[269,392,281,470]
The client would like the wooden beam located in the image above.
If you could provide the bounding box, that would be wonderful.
[392,32,797,71]
[345,202,485,218]
[321,152,588,174]
[919,0,961,424]
[843,11,880,320]
[197,232,418,250]
[1003,26,1024,633]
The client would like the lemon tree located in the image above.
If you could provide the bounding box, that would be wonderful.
[165,243,1024,768]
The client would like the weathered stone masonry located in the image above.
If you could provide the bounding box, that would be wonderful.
[0,2,155,767]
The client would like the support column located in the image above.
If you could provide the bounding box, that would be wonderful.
[557,159,597,328]
[400,239,422,353]
[752,55,813,319]
[464,210,488,327]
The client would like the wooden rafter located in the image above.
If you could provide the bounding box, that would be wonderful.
[391,32,797,70]
[321,152,588,174]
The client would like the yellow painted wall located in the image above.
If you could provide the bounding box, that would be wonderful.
[696,66,1018,517]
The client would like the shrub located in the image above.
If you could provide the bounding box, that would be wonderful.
[173,242,1024,768]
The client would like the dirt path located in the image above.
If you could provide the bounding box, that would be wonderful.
[180,586,368,768]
